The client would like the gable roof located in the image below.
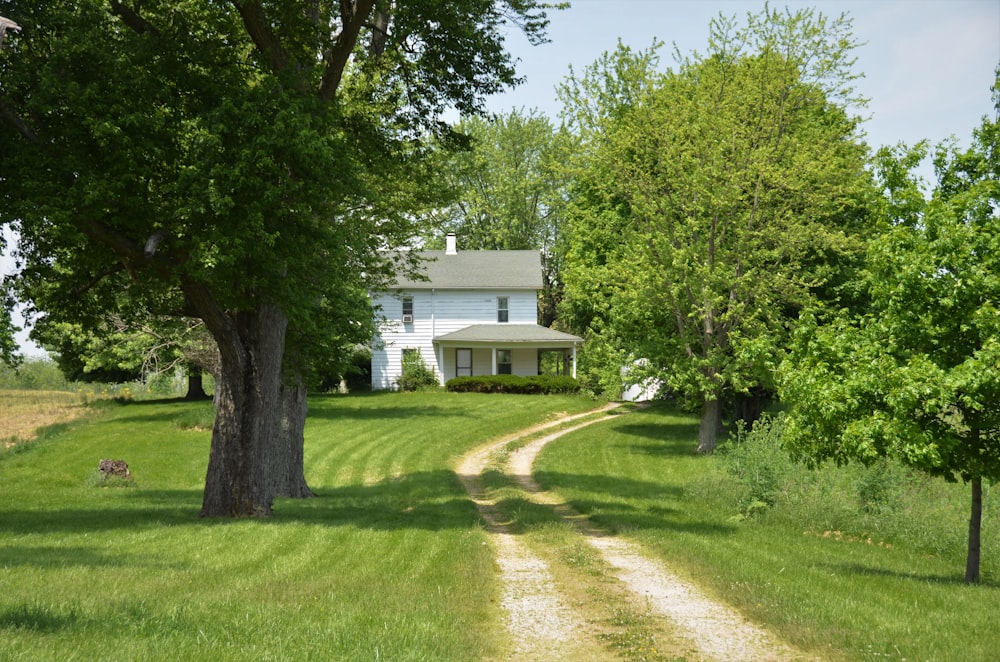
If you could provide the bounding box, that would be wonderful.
[392,250,542,290]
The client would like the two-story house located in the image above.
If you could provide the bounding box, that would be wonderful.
[371,235,583,389]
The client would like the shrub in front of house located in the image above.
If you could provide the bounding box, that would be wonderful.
[445,375,580,394]
[397,352,440,391]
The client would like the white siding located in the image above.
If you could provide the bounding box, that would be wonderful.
[371,289,537,388]
[511,348,538,377]
[472,348,493,377]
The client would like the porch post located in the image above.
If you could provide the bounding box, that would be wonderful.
[435,344,444,385]
[491,345,497,375]
[572,344,577,379]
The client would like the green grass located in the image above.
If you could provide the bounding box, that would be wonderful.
[533,402,1000,662]
[9,391,998,661]
[0,391,596,661]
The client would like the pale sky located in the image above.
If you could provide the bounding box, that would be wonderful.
[3,0,999,357]
[488,0,999,160]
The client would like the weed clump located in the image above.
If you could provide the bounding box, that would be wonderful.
[87,459,136,488]
[724,414,792,519]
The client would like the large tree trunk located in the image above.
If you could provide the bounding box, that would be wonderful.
[199,302,288,517]
[184,366,210,401]
[966,472,982,584]
[273,369,314,499]
[697,395,723,453]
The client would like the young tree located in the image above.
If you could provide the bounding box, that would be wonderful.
[780,84,1000,583]
[0,1,556,516]
[560,8,872,451]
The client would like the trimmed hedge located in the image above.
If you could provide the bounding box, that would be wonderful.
[445,374,580,394]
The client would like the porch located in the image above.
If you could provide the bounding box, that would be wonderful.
[433,324,583,385]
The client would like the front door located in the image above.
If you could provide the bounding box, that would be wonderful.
[456,348,472,377]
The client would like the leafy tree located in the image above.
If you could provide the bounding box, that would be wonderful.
[559,8,872,451]
[780,82,1000,583]
[0,1,555,516]
[0,278,18,367]
[32,314,216,398]
[428,110,574,326]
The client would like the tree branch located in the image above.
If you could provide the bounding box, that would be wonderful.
[81,218,146,265]
[0,96,40,144]
[144,229,170,259]
[180,275,246,375]
[230,1,290,73]
[368,0,391,57]
[318,0,376,103]
[108,1,160,35]
[73,263,128,297]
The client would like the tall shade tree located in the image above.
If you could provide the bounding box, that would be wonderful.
[428,110,574,326]
[0,1,555,516]
[780,81,1000,583]
[559,7,872,451]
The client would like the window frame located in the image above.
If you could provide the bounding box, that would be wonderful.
[456,348,473,377]
[496,348,512,375]
[402,296,414,323]
[497,296,509,323]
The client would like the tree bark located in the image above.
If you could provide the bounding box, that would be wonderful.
[697,395,723,453]
[198,302,287,517]
[966,471,982,584]
[273,369,314,499]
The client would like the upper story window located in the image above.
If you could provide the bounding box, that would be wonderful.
[497,296,509,323]
[402,297,414,323]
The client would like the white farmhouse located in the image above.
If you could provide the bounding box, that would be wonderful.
[371,235,583,389]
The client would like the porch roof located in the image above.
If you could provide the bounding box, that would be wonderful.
[434,324,582,346]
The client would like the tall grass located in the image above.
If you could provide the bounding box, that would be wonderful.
[0,391,596,661]
[534,403,1000,661]
[0,390,88,447]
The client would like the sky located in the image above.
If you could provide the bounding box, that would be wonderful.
[488,0,999,157]
[3,0,999,358]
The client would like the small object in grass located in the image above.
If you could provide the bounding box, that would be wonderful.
[98,459,133,483]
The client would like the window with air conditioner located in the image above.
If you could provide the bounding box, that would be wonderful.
[402,297,413,323]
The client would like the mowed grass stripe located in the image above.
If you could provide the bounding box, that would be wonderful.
[0,390,596,661]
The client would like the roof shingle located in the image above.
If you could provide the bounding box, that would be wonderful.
[392,250,542,289]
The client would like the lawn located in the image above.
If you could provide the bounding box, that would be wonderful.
[534,403,1000,661]
[0,390,596,661]
[6,392,999,661]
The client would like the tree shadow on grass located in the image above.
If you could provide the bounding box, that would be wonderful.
[0,472,480,538]
[531,470,735,537]
[826,562,1000,588]
[305,405,473,421]
[1,463,736,542]
[0,603,80,633]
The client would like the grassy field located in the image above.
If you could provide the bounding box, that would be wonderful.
[0,390,596,661]
[4,391,999,661]
[0,390,90,448]
[534,403,1000,661]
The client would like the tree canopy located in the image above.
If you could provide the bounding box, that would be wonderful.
[559,7,873,450]
[0,0,556,516]
[779,78,1000,582]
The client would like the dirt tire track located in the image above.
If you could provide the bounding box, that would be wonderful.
[455,405,619,660]
[458,403,813,662]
